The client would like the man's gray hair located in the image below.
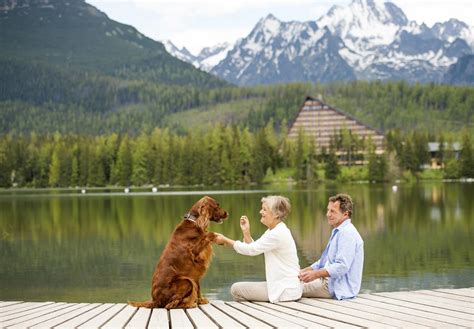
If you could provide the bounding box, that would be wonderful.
[261,195,291,221]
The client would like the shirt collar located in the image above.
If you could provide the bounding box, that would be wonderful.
[332,218,351,234]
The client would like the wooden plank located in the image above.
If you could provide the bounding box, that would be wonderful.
[301,298,408,328]
[125,307,152,328]
[6,303,86,328]
[0,302,23,308]
[77,303,126,328]
[414,289,474,303]
[319,298,443,328]
[436,288,474,298]
[211,301,272,328]
[169,309,193,329]
[148,308,169,329]
[1,303,73,327]
[405,291,474,309]
[227,301,305,328]
[299,298,397,328]
[375,292,474,314]
[352,295,466,328]
[245,302,330,328]
[262,301,361,328]
[200,303,245,329]
[102,305,137,329]
[283,300,372,328]
[360,294,474,326]
[30,303,100,328]
[1,302,65,322]
[55,303,115,328]
[186,307,219,329]
[0,302,54,316]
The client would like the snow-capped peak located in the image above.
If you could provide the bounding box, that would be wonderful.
[162,40,195,63]
[196,42,233,72]
[431,19,474,48]
[318,0,407,49]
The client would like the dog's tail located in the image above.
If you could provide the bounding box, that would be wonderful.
[128,300,158,308]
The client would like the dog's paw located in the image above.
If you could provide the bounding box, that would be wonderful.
[198,297,209,305]
[207,232,217,241]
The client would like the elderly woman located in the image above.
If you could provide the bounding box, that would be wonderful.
[215,195,302,303]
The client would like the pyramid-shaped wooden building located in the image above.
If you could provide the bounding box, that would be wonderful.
[288,96,385,157]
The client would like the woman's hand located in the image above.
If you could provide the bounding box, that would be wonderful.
[214,233,226,245]
[240,216,250,233]
[214,233,236,246]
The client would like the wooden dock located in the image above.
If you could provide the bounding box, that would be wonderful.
[1,288,473,328]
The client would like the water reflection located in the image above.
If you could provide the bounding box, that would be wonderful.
[0,183,473,302]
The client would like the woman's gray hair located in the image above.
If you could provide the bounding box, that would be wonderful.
[261,195,291,221]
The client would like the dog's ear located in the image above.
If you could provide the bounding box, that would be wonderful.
[199,199,210,217]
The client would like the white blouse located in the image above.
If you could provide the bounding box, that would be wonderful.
[233,222,303,303]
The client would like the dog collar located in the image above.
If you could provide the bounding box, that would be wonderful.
[184,213,197,222]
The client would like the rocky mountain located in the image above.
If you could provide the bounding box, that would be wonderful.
[443,54,474,85]
[164,40,232,72]
[211,14,356,85]
[0,0,225,87]
[318,0,472,83]
[177,0,474,85]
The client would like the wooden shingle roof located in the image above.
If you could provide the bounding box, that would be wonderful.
[288,97,385,152]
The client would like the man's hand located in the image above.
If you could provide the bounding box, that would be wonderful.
[298,268,328,283]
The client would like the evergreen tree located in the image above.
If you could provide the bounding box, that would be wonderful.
[307,139,318,182]
[131,133,150,186]
[70,144,80,187]
[48,144,62,187]
[460,130,474,178]
[115,136,132,186]
[438,133,445,167]
[239,128,253,184]
[87,146,106,186]
[368,152,387,182]
[0,138,11,187]
[294,129,307,181]
[325,148,340,180]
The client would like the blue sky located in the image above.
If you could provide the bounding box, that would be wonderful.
[87,0,474,54]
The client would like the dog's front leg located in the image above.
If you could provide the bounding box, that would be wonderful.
[191,232,216,257]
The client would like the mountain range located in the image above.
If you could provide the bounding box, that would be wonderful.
[165,0,474,85]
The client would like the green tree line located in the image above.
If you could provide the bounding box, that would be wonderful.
[1,125,473,188]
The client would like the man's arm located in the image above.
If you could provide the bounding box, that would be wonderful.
[299,268,329,282]
[325,234,357,279]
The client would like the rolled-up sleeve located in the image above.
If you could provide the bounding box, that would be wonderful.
[325,234,357,278]
[310,259,321,270]
[233,230,279,256]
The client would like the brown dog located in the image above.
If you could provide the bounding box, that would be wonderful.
[129,196,228,309]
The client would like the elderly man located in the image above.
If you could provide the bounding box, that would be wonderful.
[299,193,364,300]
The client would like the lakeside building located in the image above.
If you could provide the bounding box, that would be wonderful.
[287,96,385,164]
[427,142,462,169]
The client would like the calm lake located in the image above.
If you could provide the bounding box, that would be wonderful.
[0,182,473,303]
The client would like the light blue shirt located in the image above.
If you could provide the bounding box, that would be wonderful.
[311,219,364,300]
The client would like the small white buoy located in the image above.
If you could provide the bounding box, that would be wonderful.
[124,188,130,193]
[392,185,398,192]
[152,187,158,193]
[81,189,86,194]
